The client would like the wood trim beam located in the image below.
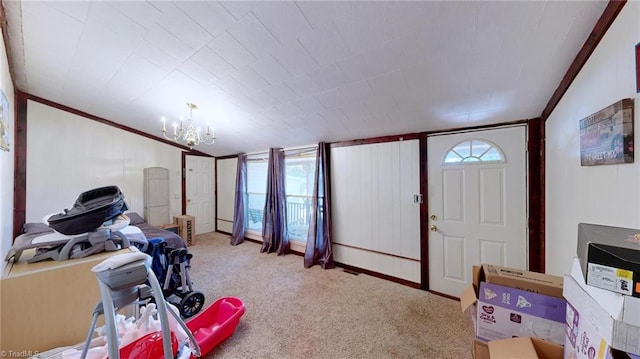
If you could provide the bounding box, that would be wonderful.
[419,137,429,290]
[216,154,240,160]
[527,118,545,273]
[329,119,528,150]
[12,91,27,239]
[330,132,424,148]
[541,0,627,121]
[181,152,186,215]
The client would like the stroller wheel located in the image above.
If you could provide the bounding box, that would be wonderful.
[180,291,205,318]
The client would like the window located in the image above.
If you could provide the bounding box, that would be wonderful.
[246,154,268,232]
[284,149,316,241]
[443,139,505,164]
[245,147,317,242]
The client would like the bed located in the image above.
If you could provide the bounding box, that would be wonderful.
[124,212,187,249]
[7,212,186,263]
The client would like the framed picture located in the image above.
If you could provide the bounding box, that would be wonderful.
[579,99,634,166]
[0,90,9,152]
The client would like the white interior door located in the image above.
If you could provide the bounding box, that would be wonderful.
[427,126,527,297]
[186,155,216,234]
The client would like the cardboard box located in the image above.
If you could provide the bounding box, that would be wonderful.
[474,337,564,359]
[473,339,490,359]
[563,274,640,356]
[563,276,640,359]
[577,223,640,297]
[564,295,614,359]
[461,264,565,314]
[488,337,563,359]
[481,264,564,298]
[476,281,566,345]
[161,223,179,234]
[174,215,195,246]
[569,258,640,327]
[461,264,567,345]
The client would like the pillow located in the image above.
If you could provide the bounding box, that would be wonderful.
[125,212,146,225]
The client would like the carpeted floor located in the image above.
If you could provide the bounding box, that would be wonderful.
[186,232,475,359]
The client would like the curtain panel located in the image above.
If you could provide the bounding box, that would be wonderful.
[230,153,247,246]
[304,142,335,269]
[261,148,289,255]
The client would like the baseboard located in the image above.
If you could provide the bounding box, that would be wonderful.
[212,232,445,295]
[334,261,421,289]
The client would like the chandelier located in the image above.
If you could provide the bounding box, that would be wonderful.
[161,102,215,149]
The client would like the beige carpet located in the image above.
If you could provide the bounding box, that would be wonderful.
[186,232,475,359]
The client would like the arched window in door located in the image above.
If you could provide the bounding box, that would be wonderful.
[443,139,505,164]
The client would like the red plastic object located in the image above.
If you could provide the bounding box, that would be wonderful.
[186,296,246,357]
[118,331,178,359]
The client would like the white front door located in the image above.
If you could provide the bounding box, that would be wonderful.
[427,126,527,297]
[185,155,216,234]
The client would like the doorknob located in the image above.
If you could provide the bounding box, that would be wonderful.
[430,225,438,232]
[430,214,437,221]
[187,199,191,203]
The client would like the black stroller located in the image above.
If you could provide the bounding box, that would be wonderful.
[144,238,205,318]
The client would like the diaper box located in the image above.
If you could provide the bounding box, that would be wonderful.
[460,264,566,358]
[480,264,564,298]
[476,281,566,345]
[461,264,565,312]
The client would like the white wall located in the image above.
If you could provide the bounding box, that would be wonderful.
[26,100,183,223]
[0,29,15,269]
[331,140,421,283]
[216,157,237,233]
[545,2,640,276]
[213,140,422,277]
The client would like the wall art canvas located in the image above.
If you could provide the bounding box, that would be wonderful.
[579,99,634,166]
[0,90,9,152]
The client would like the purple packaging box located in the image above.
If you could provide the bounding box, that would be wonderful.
[476,281,567,345]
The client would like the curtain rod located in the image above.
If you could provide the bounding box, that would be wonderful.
[245,144,318,156]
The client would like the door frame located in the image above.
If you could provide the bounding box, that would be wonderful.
[420,118,545,294]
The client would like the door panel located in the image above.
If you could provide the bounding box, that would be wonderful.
[480,240,505,264]
[443,169,464,221]
[186,155,216,234]
[479,168,504,225]
[427,126,527,297]
[443,235,465,281]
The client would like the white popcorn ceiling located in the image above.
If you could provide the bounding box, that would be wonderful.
[3,1,608,156]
